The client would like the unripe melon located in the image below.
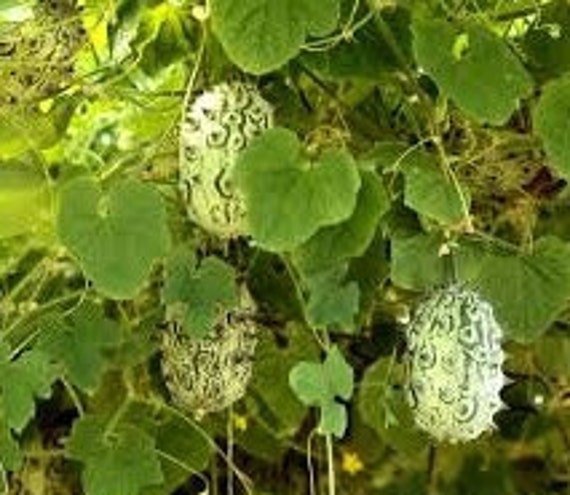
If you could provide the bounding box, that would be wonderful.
[406,285,506,442]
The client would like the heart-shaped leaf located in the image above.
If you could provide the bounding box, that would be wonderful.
[234,128,361,252]
[56,177,171,299]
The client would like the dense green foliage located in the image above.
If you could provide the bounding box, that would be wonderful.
[1,0,570,494]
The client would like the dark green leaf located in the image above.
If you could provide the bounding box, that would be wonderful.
[534,76,570,178]
[304,263,360,333]
[163,248,239,339]
[402,149,469,225]
[294,171,390,273]
[475,237,570,342]
[67,415,164,495]
[358,357,428,455]
[211,0,340,74]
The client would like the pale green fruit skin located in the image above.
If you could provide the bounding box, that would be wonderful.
[406,285,505,443]
[0,0,86,106]
[179,81,274,238]
[160,288,258,419]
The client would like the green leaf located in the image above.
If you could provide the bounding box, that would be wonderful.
[67,416,164,495]
[390,233,447,290]
[148,415,212,495]
[289,345,353,437]
[211,0,340,74]
[475,237,570,342]
[0,343,58,433]
[412,19,533,125]
[534,332,570,378]
[534,76,570,178]
[37,303,122,393]
[522,0,570,81]
[0,99,77,159]
[0,159,51,239]
[135,3,194,74]
[0,417,22,471]
[56,177,171,299]
[163,248,238,339]
[402,149,469,224]
[358,357,428,456]
[304,264,360,333]
[301,6,412,80]
[235,128,361,252]
[251,325,320,437]
[293,171,390,273]
[391,233,483,290]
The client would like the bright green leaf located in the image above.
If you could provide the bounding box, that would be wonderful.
[412,19,533,125]
[0,343,58,433]
[56,177,171,299]
[67,415,164,495]
[289,345,353,437]
[135,3,194,74]
[294,171,390,273]
[235,128,361,252]
[163,248,238,339]
[534,76,570,178]
[0,159,51,239]
[0,98,77,159]
[211,0,340,74]
[0,417,22,471]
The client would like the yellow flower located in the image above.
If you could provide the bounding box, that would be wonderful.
[341,451,364,476]
[232,413,248,432]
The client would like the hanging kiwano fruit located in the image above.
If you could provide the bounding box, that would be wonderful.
[0,0,86,106]
[406,285,506,443]
[179,81,274,237]
[160,287,258,419]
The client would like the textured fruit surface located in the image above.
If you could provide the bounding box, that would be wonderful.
[179,81,273,237]
[406,285,505,443]
[0,0,86,106]
[161,288,258,418]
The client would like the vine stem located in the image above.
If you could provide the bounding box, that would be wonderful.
[163,404,253,495]
[227,406,234,495]
[325,434,336,495]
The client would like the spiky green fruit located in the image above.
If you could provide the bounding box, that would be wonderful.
[160,288,258,419]
[406,285,506,443]
[0,0,86,106]
[179,81,274,237]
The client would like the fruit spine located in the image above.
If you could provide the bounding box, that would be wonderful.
[179,81,274,237]
[406,285,506,442]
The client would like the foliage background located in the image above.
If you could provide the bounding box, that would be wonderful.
[1,0,570,494]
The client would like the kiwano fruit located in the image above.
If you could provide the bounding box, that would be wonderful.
[179,81,274,237]
[0,0,86,106]
[406,285,506,442]
[161,287,258,419]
